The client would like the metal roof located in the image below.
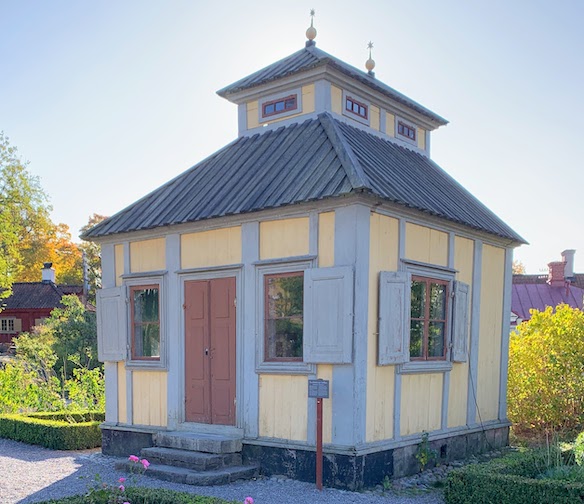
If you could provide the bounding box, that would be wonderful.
[511,282,584,321]
[83,113,524,244]
[217,45,448,126]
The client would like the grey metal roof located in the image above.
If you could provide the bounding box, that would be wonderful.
[217,45,448,126]
[83,113,524,244]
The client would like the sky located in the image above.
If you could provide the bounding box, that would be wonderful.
[1,1,583,274]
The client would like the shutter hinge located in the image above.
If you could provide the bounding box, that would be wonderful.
[234,297,237,307]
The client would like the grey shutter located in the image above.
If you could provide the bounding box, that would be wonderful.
[304,266,354,364]
[378,271,411,365]
[96,287,127,362]
[452,281,470,363]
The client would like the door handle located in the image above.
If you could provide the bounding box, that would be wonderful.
[205,348,209,356]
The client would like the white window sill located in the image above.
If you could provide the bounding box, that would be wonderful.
[398,360,453,374]
[256,361,316,375]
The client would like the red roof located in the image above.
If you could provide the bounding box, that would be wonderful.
[1,282,79,310]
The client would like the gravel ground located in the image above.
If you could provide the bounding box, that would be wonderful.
[0,439,445,504]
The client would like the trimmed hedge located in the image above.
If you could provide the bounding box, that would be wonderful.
[37,487,238,504]
[0,411,104,450]
[445,450,584,504]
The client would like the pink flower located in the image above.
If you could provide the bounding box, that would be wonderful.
[140,458,150,468]
[118,477,126,483]
[118,484,125,492]
[123,502,130,504]
[128,455,139,462]
[244,498,254,504]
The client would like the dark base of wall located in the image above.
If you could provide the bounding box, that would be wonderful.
[243,426,509,490]
[101,428,154,457]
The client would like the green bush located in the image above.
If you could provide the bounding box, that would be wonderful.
[444,450,584,504]
[0,411,103,450]
[36,487,238,504]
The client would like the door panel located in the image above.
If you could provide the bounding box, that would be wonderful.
[184,277,236,425]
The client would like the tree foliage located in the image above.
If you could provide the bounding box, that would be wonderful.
[508,304,584,433]
[80,213,107,304]
[512,260,526,274]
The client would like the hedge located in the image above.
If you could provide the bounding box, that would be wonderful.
[0,411,104,450]
[444,450,584,504]
[36,487,238,504]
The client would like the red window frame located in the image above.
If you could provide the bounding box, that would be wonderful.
[398,121,417,141]
[130,284,161,361]
[410,276,449,361]
[264,271,304,362]
[261,95,298,118]
[345,96,368,119]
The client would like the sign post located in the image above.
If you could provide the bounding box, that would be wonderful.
[308,379,329,491]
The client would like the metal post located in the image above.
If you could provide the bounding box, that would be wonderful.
[316,397,323,490]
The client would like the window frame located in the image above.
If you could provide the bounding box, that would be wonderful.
[0,318,15,334]
[397,120,417,142]
[341,90,370,125]
[345,96,368,120]
[261,95,298,118]
[256,260,316,375]
[124,274,167,370]
[258,89,302,124]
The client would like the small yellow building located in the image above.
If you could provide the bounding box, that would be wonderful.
[84,29,525,489]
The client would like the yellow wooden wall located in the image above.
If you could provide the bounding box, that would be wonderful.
[247,85,315,130]
[477,244,505,422]
[405,223,448,266]
[400,374,443,436]
[133,371,168,426]
[448,236,474,427]
[259,375,308,440]
[367,213,399,441]
[114,244,124,286]
[130,238,165,273]
[331,85,342,114]
[417,129,426,150]
[370,106,380,131]
[118,362,127,423]
[259,217,309,259]
[181,227,242,269]
[386,113,395,136]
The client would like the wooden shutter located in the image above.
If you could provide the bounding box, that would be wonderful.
[452,281,470,362]
[96,287,127,362]
[303,266,354,364]
[378,271,410,365]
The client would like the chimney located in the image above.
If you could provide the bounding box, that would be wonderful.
[548,261,565,287]
[562,249,576,281]
[41,262,56,284]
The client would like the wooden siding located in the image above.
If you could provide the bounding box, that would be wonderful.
[318,212,335,267]
[130,238,165,273]
[259,374,308,441]
[477,244,505,422]
[181,227,242,269]
[316,364,333,443]
[132,371,168,426]
[417,128,426,150]
[118,362,127,424]
[370,105,380,131]
[331,85,342,114]
[367,213,399,441]
[386,112,395,136]
[259,217,309,259]
[247,101,259,129]
[400,373,443,436]
[114,244,124,287]
[448,236,475,428]
[404,223,448,266]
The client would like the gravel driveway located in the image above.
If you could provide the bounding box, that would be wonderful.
[0,439,445,504]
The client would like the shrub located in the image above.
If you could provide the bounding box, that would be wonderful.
[0,411,103,450]
[508,304,584,433]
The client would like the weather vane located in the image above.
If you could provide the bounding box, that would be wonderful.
[306,9,317,46]
[366,41,376,75]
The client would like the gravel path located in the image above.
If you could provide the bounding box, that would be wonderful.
[0,439,445,504]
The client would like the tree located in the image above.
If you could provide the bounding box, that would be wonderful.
[80,213,108,304]
[507,304,584,433]
[512,260,526,275]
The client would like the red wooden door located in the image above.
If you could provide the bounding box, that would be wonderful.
[184,278,236,425]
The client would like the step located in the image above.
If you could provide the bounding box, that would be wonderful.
[140,446,242,471]
[155,431,242,454]
[115,460,260,486]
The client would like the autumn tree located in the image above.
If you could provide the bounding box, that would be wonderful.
[512,260,526,275]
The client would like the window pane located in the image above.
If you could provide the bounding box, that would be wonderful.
[134,288,159,322]
[265,274,303,360]
[134,323,160,358]
[265,104,274,115]
[285,98,295,109]
[346,99,351,110]
[411,280,426,319]
[428,321,445,358]
[132,287,160,359]
[429,283,446,320]
[410,320,424,358]
[275,101,285,112]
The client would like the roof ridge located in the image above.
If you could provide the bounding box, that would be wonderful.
[318,112,369,191]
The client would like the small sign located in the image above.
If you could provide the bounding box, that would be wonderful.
[308,379,329,399]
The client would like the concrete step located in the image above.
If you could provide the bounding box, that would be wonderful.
[115,460,260,486]
[140,446,242,471]
[155,431,242,454]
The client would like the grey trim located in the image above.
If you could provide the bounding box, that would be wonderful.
[399,361,453,374]
[309,211,318,257]
[104,362,118,423]
[237,103,247,136]
[101,244,116,289]
[123,241,131,276]
[121,270,168,279]
[126,368,133,425]
[498,248,513,421]
[332,204,370,446]
[177,264,243,275]
[253,254,317,266]
[314,79,331,112]
[242,222,260,438]
[165,234,181,430]
[442,371,450,430]
[400,259,457,275]
[467,240,483,426]
[425,130,431,156]
[306,210,319,445]
[393,371,402,441]
[379,107,387,134]
[306,368,318,445]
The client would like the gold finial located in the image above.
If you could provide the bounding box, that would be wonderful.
[365,41,376,75]
[306,9,317,46]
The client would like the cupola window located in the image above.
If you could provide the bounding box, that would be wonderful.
[345,96,368,119]
[262,95,298,118]
[398,121,416,141]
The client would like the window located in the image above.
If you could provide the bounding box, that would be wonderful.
[409,276,448,361]
[397,121,416,141]
[345,96,368,119]
[0,318,15,333]
[264,272,304,361]
[262,95,298,118]
[130,285,160,360]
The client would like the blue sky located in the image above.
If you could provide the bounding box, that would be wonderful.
[1,1,583,273]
